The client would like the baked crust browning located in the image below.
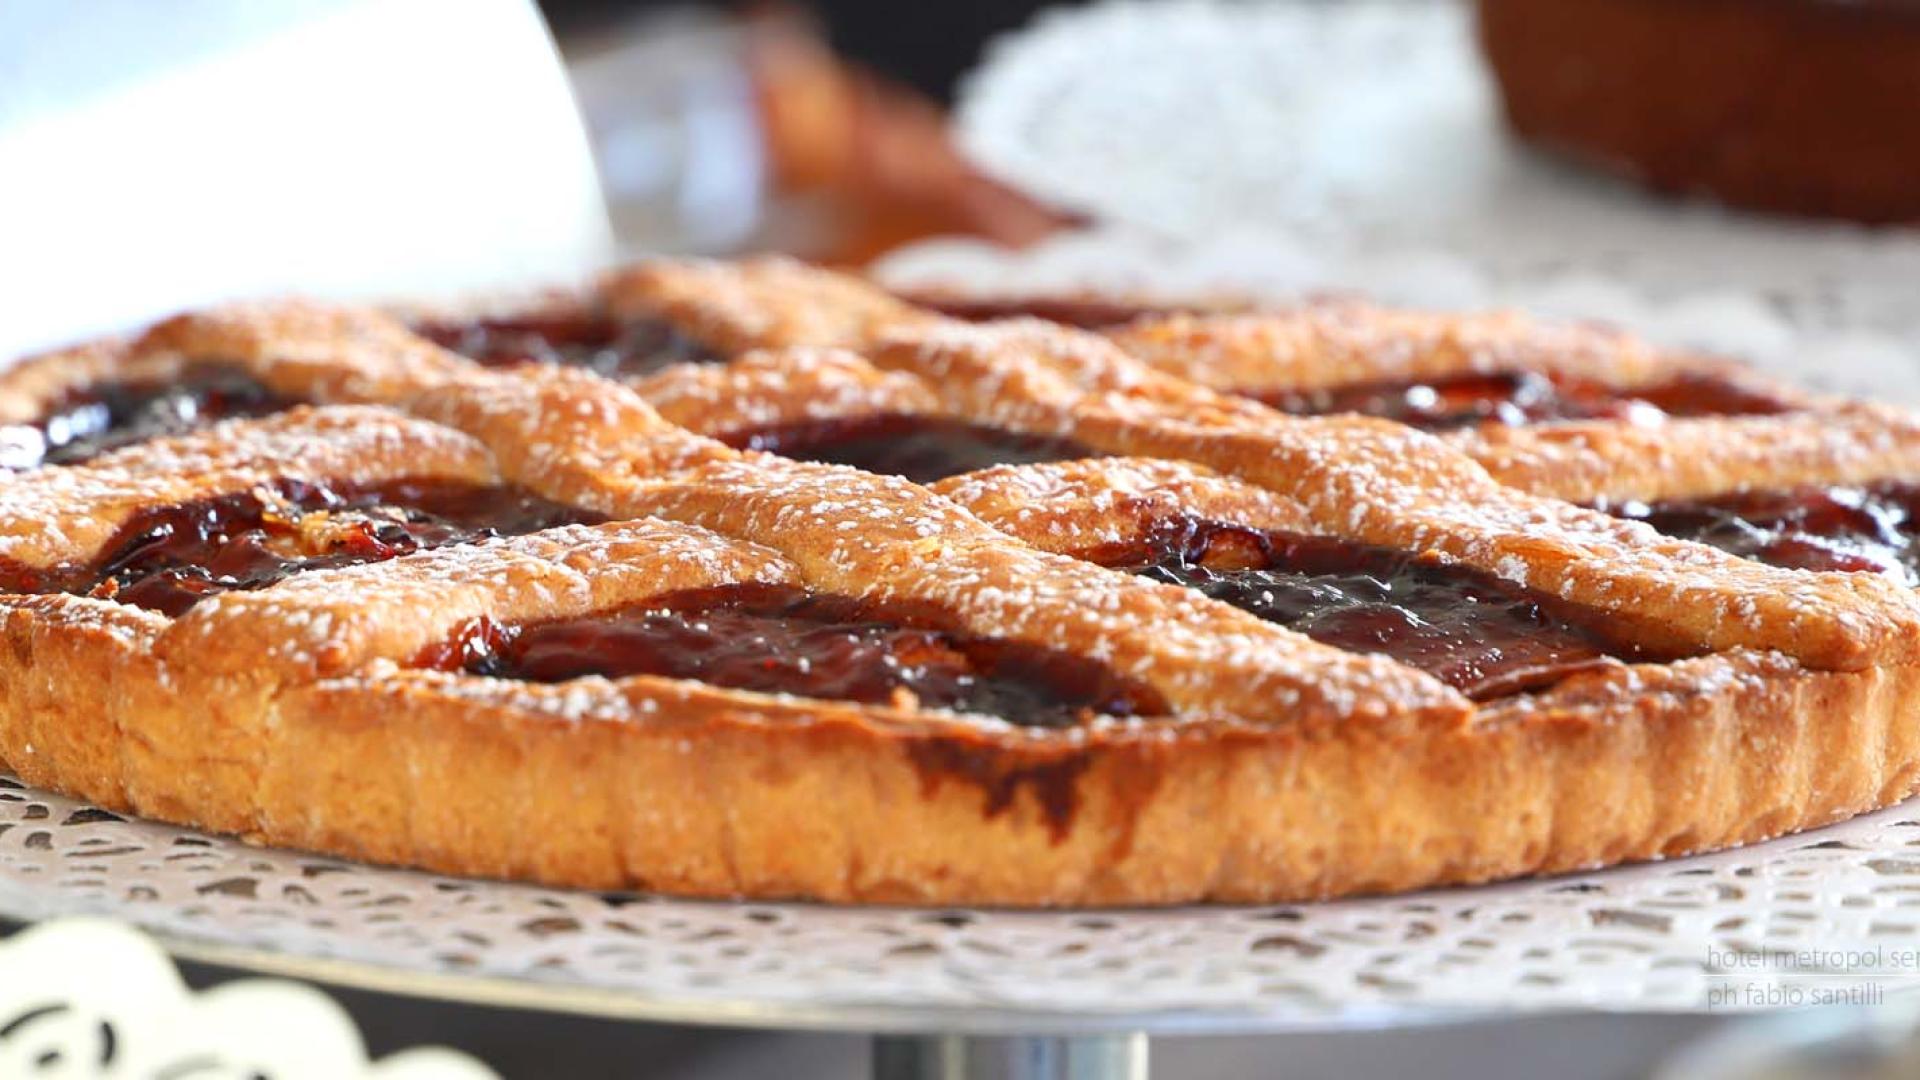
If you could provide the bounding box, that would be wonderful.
[875,321,1920,671]
[0,405,526,829]
[1105,302,1801,400]
[633,347,940,440]
[0,597,164,815]
[404,370,1468,726]
[0,301,467,422]
[599,255,939,356]
[934,457,1319,554]
[0,341,133,427]
[0,405,498,569]
[137,299,470,403]
[245,653,1920,902]
[1455,405,1920,504]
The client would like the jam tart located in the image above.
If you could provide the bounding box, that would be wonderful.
[1,260,1919,906]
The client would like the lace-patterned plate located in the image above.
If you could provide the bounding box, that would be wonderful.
[3,771,1920,1032]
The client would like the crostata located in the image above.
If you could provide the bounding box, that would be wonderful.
[2,258,1916,905]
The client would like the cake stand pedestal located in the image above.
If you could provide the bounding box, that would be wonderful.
[874,1033,1147,1080]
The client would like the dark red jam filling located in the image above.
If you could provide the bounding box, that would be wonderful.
[900,293,1176,329]
[0,367,294,471]
[414,312,719,379]
[1083,517,1663,700]
[724,415,1097,484]
[1254,370,1794,430]
[419,582,1166,728]
[0,479,601,617]
[1606,482,1920,584]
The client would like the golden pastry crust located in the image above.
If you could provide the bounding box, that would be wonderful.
[408,370,1461,724]
[871,320,1920,670]
[0,406,497,568]
[1453,404,1920,504]
[245,652,1920,903]
[4,260,1920,906]
[141,299,475,402]
[1104,302,1805,401]
[632,347,939,439]
[599,255,939,356]
[0,341,132,426]
[0,300,468,432]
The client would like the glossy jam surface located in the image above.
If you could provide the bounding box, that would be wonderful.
[1609,482,1920,583]
[727,415,1097,484]
[1087,518,1650,699]
[0,368,293,471]
[415,313,718,379]
[1255,371,1793,430]
[1,480,600,617]
[422,582,1165,728]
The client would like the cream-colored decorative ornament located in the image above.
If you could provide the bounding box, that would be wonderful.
[0,918,494,1079]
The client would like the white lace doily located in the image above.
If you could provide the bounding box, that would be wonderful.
[3,765,1920,1032]
[956,0,1920,349]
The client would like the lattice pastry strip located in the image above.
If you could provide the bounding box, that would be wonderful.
[593,262,1892,525]
[186,515,1451,901]
[579,257,1819,469]
[417,351,1920,673]
[1455,406,1920,502]
[1104,302,1815,428]
[598,261,1920,633]
[405,367,1463,726]
[0,300,473,472]
[891,321,1920,667]
[900,282,1920,597]
[538,265,1920,673]
[1443,405,1920,593]
[600,256,942,356]
[593,257,1813,430]
[1084,296,1920,589]
[1094,301,1920,592]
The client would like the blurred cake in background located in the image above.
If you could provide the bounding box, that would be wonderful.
[1479,0,1920,223]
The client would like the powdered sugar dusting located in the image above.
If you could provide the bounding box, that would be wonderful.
[15,258,1917,750]
[606,453,1464,724]
[635,347,940,436]
[159,518,800,683]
